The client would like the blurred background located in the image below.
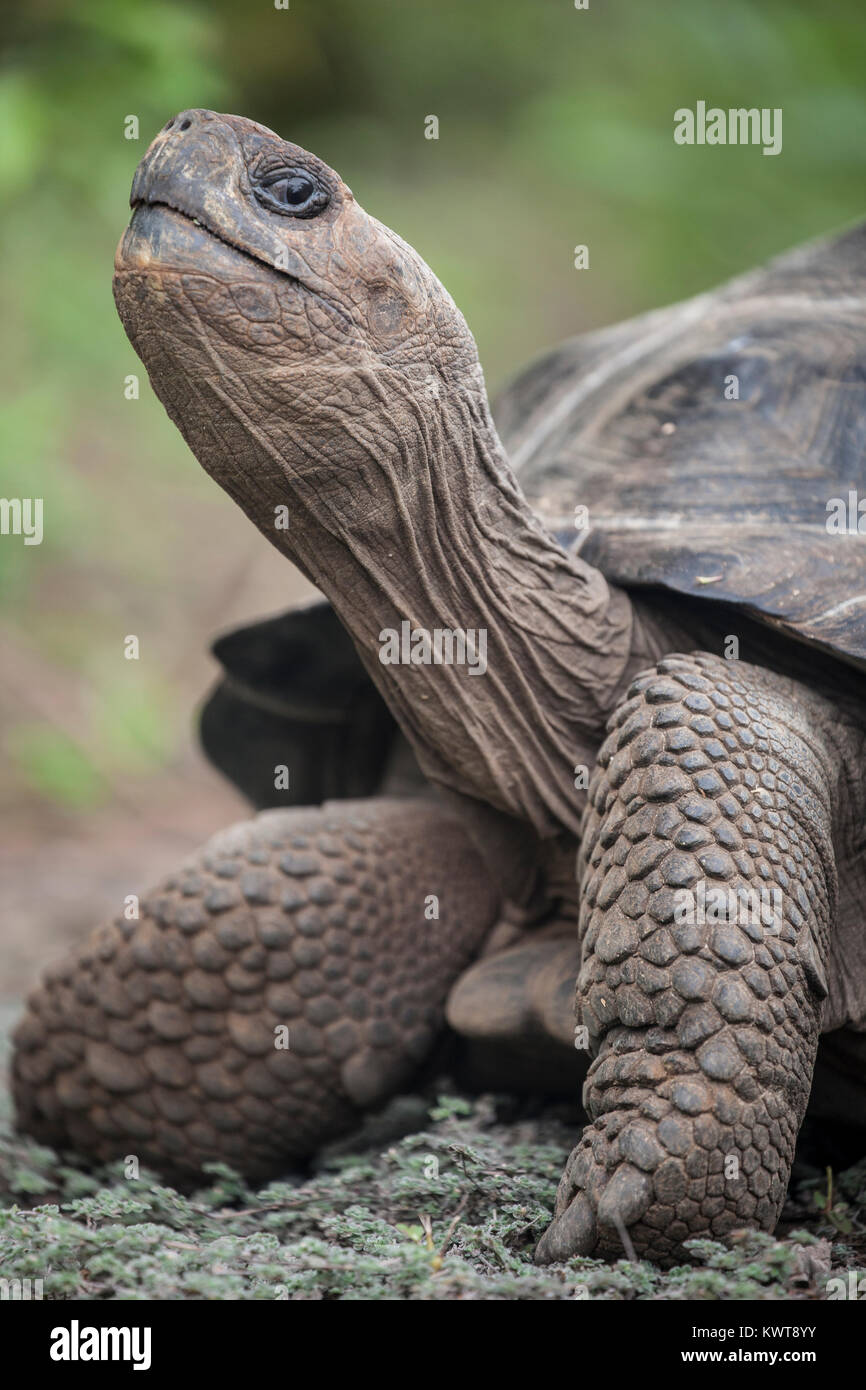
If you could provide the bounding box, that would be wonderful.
[3,0,866,990]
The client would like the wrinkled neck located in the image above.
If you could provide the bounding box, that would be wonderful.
[263,377,635,838]
[115,261,631,834]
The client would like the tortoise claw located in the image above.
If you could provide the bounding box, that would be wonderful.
[597,1164,652,1232]
[536,1145,651,1264]
[535,1191,597,1263]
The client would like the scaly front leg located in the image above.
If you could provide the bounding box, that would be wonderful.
[538,653,842,1264]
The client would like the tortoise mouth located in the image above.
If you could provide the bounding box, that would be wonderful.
[117,199,295,286]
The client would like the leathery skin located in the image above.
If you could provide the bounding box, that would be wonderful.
[12,799,497,1183]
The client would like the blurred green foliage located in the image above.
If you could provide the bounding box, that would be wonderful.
[3,0,866,807]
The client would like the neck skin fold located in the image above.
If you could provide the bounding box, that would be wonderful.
[230,369,635,839]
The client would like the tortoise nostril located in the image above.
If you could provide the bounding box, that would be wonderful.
[180,119,192,131]
[165,119,174,130]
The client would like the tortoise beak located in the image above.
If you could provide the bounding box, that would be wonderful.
[115,200,254,277]
[130,109,240,219]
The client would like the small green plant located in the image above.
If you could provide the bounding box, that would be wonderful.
[811,1166,855,1235]
[2,1076,865,1300]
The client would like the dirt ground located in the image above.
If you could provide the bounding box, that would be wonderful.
[1,769,248,1005]
[1,542,312,1008]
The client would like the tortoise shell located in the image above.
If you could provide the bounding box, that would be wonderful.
[200,601,395,809]
[499,221,866,669]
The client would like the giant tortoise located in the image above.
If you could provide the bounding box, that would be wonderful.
[12,110,866,1265]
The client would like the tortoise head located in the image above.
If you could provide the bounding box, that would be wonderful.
[115,111,633,841]
[115,109,480,495]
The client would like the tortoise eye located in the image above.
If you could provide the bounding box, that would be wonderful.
[253,168,329,218]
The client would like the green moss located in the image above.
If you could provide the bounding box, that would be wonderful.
[1,1082,864,1300]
